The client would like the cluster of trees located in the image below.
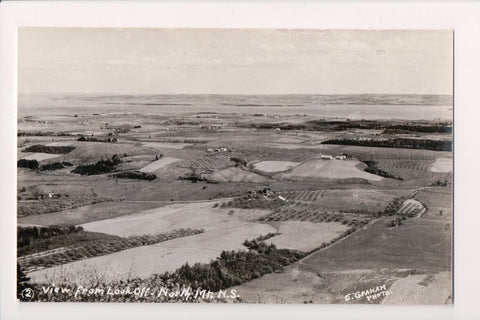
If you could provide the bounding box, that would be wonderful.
[17,225,84,248]
[255,232,280,242]
[230,156,247,166]
[17,264,31,301]
[380,197,407,216]
[39,161,73,171]
[386,216,406,228]
[17,159,39,169]
[23,145,76,154]
[220,192,284,211]
[17,131,71,137]
[155,239,305,292]
[322,138,452,152]
[72,154,121,175]
[238,120,452,134]
[382,124,452,134]
[17,159,73,171]
[78,136,118,143]
[361,160,404,180]
[110,171,157,181]
[178,170,205,182]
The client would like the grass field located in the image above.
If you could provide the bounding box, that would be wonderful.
[414,187,452,220]
[301,216,451,272]
[18,201,170,225]
[277,159,383,181]
[282,189,325,201]
[180,156,232,170]
[381,271,451,304]
[21,153,61,161]
[206,166,269,183]
[141,141,192,149]
[80,201,270,236]
[430,157,452,173]
[265,221,348,251]
[139,157,181,173]
[252,161,300,173]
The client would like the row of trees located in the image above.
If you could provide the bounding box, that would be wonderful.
[322,138,452,152]
[17,225,83,248]
[72,154,121,175]
[110,171,157,181]
[361,160,404,180]
[155,239,305,292]
[23,145,76,154]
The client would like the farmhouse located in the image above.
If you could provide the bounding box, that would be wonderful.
[320,154,333,160]
[335,155,347,160]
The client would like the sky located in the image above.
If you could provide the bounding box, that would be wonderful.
[18,28,453,95]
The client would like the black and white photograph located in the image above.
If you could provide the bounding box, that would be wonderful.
[14,27,454,305]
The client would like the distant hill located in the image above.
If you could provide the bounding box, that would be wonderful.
[67,93,453,107]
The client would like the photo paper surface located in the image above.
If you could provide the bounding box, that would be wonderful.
[16,28,453,304]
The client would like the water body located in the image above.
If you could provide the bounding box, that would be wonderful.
[18,94,453,121]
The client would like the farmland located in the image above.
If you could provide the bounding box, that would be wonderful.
[17,93,453,304]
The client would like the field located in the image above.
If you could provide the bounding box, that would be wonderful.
[16,94,453,304]
[265,221,348,251]
[21,153,61,161]
[430,157,453,173]
[180,156,232,169]
[277,159,383,181]
[232,215,452,303]
[381,271,452,304]
[139,157,181,173]
[205,166,269,183]
[252,161,301,173]
[397,199,426,217]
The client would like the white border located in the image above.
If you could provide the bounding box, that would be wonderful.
[1,2,480,320]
